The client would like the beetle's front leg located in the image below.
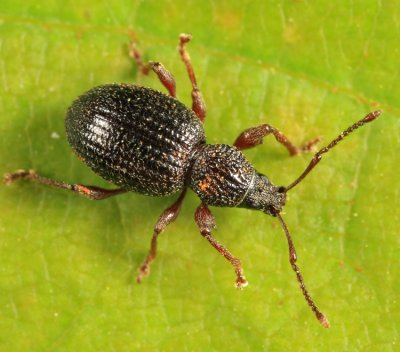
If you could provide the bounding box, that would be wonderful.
[234,124,320,156]
[137,189,187,283]
[195,203,248,288]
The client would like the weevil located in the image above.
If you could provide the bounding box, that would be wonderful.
[4,34,382,328]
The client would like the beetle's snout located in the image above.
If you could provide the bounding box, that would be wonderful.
[266,187,286,216]
[277,186,287,206]
[238,173,287,216]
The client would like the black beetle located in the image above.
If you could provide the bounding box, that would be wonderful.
[4,34,381,328]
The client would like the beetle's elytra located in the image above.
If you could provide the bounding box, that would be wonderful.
[4,33,382,328]
[66,84,205,196]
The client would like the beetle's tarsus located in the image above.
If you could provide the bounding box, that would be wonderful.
[3,169,34,185]
[3,173,14,185]
[300,137,321,154]
[136,265,150,283]
[235,275,248,289]
[129,41,150,75]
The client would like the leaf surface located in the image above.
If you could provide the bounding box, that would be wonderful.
[0,1,398,351]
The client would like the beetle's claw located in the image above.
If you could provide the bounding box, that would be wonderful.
[300,137,321,153]
[235,276,248,289]
[3,173,13,185]
[136,264,150,283]
[3,169,33,185]
[179,33,192,44]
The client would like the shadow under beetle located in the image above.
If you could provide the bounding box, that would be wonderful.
[4,33,382,328]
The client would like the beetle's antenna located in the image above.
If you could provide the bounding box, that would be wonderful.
[275,212,330,328]
[285,110,381,192]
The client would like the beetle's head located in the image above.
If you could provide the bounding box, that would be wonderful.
[238,172,286,216]
[264,185,287,216]
[236,111,382,328]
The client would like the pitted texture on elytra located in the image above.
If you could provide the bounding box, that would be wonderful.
[190,144,255,207]
[65,84,205,196]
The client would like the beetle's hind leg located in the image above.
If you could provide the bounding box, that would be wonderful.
[130,34,206,121]
[195,203,248,288]
[129,42,176,97]
[233,123,320,156]
[136,189,187,283]
[4,169,126,200]
[179,34,206,122]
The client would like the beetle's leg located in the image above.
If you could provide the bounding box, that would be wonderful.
[3,169,126,200]
[233,124,320,156]
[129,43,176,97]
[137,189,187,283]
[195,203,248,288]
[179,34,206,122]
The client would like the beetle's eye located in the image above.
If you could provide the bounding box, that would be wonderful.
[259,174,269,183]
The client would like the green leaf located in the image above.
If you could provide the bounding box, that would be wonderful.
[0,1,398,351]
